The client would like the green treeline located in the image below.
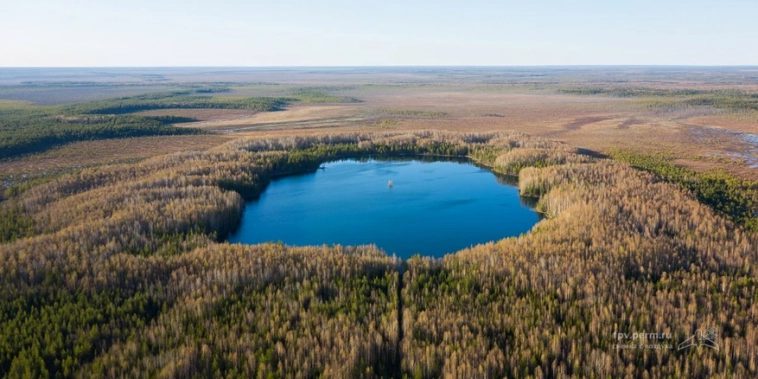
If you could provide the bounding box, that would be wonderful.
[560,87,717,98]
[0,131,756,377]
[0,90,285,158]
[288,89,361,104]
[609,149,758,232]
[559,87,758,112]
[0,88,365,160]
[63,90,290,115]
[0,110,202,159]
[0,203,34,243]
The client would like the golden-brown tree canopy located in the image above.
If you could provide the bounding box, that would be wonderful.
[0,130,756,378]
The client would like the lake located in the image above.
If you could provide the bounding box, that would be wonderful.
[228,158,541,258]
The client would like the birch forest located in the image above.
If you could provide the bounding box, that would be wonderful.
[1,131,756,378]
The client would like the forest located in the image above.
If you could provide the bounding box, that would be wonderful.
[0,130,756,378]
[558,87,758,112]
[0,88,359,159]
[609,149,758,233]
[0,109,202,159]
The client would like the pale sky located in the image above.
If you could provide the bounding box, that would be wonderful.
[1,0,756,67]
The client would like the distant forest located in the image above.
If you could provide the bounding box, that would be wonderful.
[559,87,758,112]
[0,88,359,159]
[1,131,756,378]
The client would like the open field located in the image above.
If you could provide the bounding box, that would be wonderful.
[181,104,364,131]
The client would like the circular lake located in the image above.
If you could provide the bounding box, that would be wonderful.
[228,158,540,258]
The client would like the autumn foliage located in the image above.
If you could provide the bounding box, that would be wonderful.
[0,131,756,378]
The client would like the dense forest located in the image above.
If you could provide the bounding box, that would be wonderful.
[0,109,202,159]
[62,90,289,115]
[0,131,756,377]
[609,149,758,233]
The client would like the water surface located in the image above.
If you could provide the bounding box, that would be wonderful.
[228,158,540,258]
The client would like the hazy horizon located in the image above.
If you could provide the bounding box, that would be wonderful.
[2,65,758,68]
[2,0,756,67]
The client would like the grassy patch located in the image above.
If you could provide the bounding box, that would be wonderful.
[378,108,449,118]
[377,119,400,129]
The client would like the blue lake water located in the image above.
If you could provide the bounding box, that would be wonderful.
[228,158,541,258]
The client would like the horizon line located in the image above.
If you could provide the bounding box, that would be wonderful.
[2,64,758,69]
